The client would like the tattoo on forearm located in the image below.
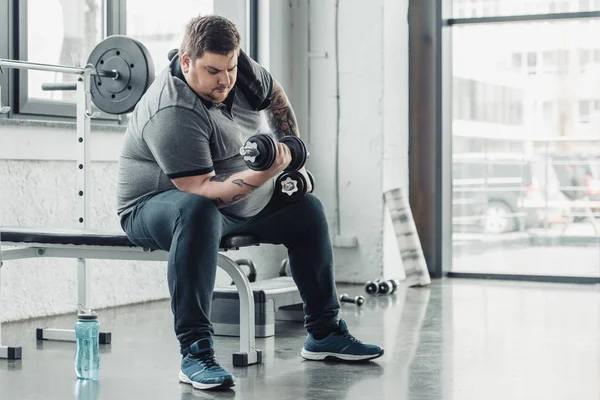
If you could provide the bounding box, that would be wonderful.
[232,179,259,190]
[210,173,233,183]
[266,81,299,139]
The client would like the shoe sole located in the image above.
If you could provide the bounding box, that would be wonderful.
[300,348,384,362]
[178,370,235,390]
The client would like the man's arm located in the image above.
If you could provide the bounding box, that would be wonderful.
[264,80,299,139]
[172,170,269,208]
[264,79,312,192]
[172,142,291,208]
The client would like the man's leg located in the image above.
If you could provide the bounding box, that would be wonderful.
[120,190,241,388]
[242,194,384,361]
[242,194,339,335]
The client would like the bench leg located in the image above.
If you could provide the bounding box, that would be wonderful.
[217,254,262,367]
[0,261,22,360]
[36,259,111,344]
[35,328,111,344]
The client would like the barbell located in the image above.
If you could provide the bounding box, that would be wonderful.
[0,35,155,115]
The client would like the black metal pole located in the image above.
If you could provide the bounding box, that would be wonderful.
[408,0,449,279]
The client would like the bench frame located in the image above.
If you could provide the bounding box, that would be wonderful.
[0,240,262,366]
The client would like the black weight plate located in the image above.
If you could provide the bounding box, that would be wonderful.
[245,134,276,171]
[132,38,156,94]
[87,35,155,114]
[280,136,308,172]
[306,170,315,193]
[276,171,307,203]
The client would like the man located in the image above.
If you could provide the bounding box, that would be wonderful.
[117,14,383,391]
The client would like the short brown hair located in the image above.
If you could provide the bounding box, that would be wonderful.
[179,14,241,60]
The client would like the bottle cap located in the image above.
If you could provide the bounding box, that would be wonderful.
[77,311,98,320]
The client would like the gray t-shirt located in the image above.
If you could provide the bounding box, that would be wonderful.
[116,51,275,218]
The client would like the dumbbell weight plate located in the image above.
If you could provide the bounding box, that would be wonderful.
[275,171,307,203]
[243,134,277,171]
[306,170,315,193]
[87,35,155,115]
[279,136,308,172]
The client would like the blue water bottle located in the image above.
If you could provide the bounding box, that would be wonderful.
[74,312,100,380]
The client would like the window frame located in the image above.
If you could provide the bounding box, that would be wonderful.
[437,2,600,284]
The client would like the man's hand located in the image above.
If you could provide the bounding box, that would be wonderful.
[265,142,293,177]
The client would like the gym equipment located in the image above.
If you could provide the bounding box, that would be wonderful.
[211,277,303,338]
[230,259,257,285]
[240,134,308,172]
[339,294,365,306]
[0,230,264,366]
[377,279,399,295]
[364,279,381,295]
[275,171,308,203]
[0,35,155,115]
[274,169,316,203]
[279,258,291,277]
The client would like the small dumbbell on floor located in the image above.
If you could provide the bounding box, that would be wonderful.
[377,279,399,295]
[339,293,364,306]
[364,279,399,295]
[364,279,381,295]
[239,134,309,172]
[275,170,315,203]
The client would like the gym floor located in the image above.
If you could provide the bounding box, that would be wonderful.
[1,279,599,400]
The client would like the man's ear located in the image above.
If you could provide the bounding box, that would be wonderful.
[180,53,191,73]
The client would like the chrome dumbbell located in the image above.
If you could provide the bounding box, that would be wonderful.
[339,293,365,306]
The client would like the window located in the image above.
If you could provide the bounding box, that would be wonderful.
[1,0,252,122]
[450,16,600,279]
[527,52,538,73]
[580,49,591,69]
[19,0,105,117]
[579,99,591,122]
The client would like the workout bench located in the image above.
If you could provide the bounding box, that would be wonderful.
[0,229,264,366]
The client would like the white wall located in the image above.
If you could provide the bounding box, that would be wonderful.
[296,0,410,282]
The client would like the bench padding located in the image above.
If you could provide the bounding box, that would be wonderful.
[0,228,260,250]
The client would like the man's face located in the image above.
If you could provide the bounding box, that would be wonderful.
[181,49,239,103]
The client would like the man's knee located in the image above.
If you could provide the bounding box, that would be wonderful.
[292,194,328,229]
[300,194,326,216]
[177,193,221,230]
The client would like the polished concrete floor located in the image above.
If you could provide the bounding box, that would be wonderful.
[1,279,599,400]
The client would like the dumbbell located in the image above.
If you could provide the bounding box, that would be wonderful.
[339,294,364,307]
[364,279,381,295]
[274,170,315,203]
[239,134,308,172]
[377,279,399,295]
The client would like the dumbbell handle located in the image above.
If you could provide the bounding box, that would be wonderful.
[340,294,364,306]
[240,145,311,162]
[239,146,260,158]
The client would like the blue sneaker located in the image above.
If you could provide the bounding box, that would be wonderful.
[178,338,235,390]
[301,320,384,362]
